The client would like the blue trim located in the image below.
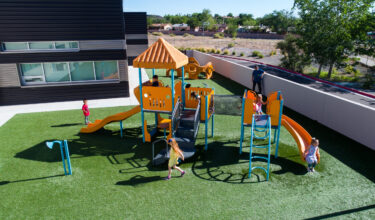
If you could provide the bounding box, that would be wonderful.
[239,89,247,154]
[139,68,145,143]
[64,140,72,175]
[154,113,158,129]
[171,69,175,109]
[275,91,283,158]
[182,66,185,107]
[120,121,123,138]
[205,95,208,151]
[59,143,67,175]
[152,68,155,77]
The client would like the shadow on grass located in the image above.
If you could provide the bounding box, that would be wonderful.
[210,73,248,95]
[0,174,64,186]
[115,175,162,186]
[191,140,306,184]
[51,123,82,128]
[14,127,151,164]
[304,204,375,220]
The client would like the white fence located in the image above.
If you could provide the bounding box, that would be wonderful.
[190,51,375,150]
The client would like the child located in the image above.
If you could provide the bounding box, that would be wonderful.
[165,138,185,180]
[253,94,266,115]
[304,138,320,172]
[82,98,90,125]
[152,75,159,87]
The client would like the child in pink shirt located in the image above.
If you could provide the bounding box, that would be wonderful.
[82,98,90,125]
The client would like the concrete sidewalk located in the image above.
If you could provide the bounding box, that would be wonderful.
[0,67,149,127]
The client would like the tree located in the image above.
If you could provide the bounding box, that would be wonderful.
[258,10,296,34]
[277,34,310,73]
[227,22,238,37]
[294,0,375,78]
[227,13,233,17]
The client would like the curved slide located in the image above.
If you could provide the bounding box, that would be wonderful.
[80,105,141,133]
[281,115,320,162]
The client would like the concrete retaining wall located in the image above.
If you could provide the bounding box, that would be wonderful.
[191,51,375,150]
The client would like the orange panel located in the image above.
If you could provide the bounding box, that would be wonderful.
[200,90,215,121]
[185,87,213,109]
[142,86,173,112]
[267,100,281,127]
[243,98,255,124]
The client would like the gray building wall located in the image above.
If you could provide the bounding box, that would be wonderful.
[0,64,20,87]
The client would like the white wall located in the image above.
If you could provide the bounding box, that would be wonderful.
[192,51,375,150]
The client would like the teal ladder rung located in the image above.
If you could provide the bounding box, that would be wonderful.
[249,114,272,181]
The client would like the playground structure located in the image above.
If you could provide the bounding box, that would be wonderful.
[79,38,317,180]
[166,57,215,79]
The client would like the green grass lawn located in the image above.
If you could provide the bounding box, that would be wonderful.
[0,70,374,219]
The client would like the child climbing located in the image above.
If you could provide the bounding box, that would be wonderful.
[82,98,90,125]
[253,94,267,115]
[165,138,185,180]
[304,138,320,172]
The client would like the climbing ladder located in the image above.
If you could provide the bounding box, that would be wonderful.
[249,114,272,181]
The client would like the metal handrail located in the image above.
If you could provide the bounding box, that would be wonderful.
[193,99,201,139]
[171,98,182,136]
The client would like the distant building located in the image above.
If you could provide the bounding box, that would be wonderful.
[148,24,172,31]
[215,24,228,32]
[172,23,190,31]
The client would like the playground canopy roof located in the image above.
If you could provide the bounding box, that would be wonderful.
[133,38,188,69]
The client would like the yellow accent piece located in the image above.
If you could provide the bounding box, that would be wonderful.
[200,90,215,121]
[166,57,215,80]
[144,120,151,142]
[80,105,141,133]
[133,38,188,69]
[281,115,320,163]
[142,86,173,112]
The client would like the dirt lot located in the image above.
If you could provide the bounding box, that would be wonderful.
[148,34,281,56]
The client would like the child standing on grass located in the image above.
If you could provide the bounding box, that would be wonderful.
[82,98,90,125]
[165,138,185,180]
[304,138,320,172]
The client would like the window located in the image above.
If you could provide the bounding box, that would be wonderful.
[3,42,28,51]
[69,62,95,81]
[29,42,54,50]
[94,61,119,80]
[1,41,79,51]
[55,41,79,49]
[20,61,119,85]
[20,63,44,83]
[43,63,70,82]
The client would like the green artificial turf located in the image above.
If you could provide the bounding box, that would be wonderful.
[0,70,374,219]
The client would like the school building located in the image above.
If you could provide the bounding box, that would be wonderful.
[0,0,148,105]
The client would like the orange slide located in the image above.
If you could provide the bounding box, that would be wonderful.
[80,105,141,133]
[281,115,320,162]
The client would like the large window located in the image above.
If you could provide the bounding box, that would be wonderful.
[1,41,79,51]
[20,61,119,85]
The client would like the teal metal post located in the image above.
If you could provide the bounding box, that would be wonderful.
[211,88,215,137]
[239,90,247,154]
[120,121,123,138]
[139,68,145,143]
[181,66,185,106]
[64,140,72,175]
[171,69,175,109]
[274,91,283,158]
[59,143,67,174]
[152,68,155,77]
[205,95,208,151]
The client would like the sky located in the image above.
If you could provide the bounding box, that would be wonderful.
[123,0,296,18]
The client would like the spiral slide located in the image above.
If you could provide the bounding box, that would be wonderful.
[80,105,141,133]
[281,115,320,162]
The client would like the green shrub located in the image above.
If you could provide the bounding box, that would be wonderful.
[183,33,194,37]
[216,49,221,54]
[223,50,229,55]
[213,32,224,39]
[210,48,216,53]
[363,74,375,89]
[169,33,176,37]
[152,32,163,36]
[269,50,277,56]
[257,53,264,59]
[232,51,236,56]
[185,47,191,51]
[228,42,235,48]
[201,48,207,53]
[252,51,261,57]
[240,52,245,56]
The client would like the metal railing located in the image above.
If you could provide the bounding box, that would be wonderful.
[193,99,201,139]
[171,98,182,136]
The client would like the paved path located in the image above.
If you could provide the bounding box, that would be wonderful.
[0,67,149,127]
[220,56,375,109]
